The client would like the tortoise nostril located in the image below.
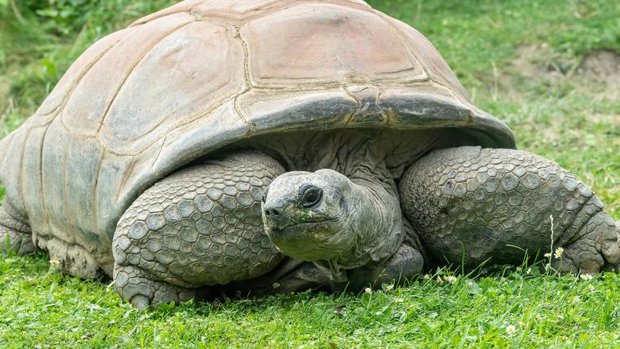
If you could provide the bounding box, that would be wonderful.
[265,208,281,217]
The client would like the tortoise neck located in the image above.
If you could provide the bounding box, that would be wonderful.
[312,135,404,279]
[339,172,404,273]
[248,129,409,280]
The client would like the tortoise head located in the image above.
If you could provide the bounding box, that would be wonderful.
[261,169,359,263]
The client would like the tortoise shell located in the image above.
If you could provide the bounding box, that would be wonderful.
[0,0,514,272]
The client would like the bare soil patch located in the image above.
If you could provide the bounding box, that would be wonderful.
[576,49,620,100]
[506,44,620,101]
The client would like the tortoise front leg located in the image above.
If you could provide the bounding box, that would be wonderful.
[112,151,285,308]
[399,146,620,274]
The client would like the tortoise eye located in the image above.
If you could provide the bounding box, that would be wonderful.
[299,185,323,208]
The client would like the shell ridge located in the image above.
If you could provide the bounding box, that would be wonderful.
[90,144,106,235]
[235,24,253,90]
[18,127,33,218]
[37,125,51,226]
[61,126,71,236]
[150,136,168,171]
[117,156,138,209]
[233,93,253,132]
[342,86,363,125]
[232,23,254,130]
[59,109,99,139]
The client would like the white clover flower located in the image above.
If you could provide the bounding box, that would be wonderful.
[423,274,431,280]
[505,325,516,335]
[579,274,594,281]
[544,252,552,259]
[444,275,457,284]
[364,287,372,294]
[50,258,60,267]
[554,247,564,259]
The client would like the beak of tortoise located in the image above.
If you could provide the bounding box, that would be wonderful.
[263,203,289,232]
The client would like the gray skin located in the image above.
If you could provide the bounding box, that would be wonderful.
[1,127,618,309]
[262,169,402,281]
[107,130,619,308]
[2,129,619,309]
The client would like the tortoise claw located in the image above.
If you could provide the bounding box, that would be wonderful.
[130,295,150,311]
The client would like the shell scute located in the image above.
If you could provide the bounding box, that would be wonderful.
[20,126,47,228]
[28,29,129,128]
[241,3,426,88]
[40,120,73,243]
[61,13,195,138]
[388,18,470,99]
[100,20,244,155]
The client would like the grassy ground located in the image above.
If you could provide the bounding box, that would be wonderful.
[1,0,619,347]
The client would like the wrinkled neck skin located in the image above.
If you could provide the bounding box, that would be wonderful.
[330,168,403,281]
[258,131,410,282]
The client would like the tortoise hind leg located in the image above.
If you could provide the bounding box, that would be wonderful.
[113,151,285,308]
[399,146,620,274]
[0,199,35,255]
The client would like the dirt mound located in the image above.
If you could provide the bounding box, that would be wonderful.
[577,50,620,80]
[509,44,620,100]
[512,43,569,80]
[576,50,620,99]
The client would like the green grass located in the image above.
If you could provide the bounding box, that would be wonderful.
[3,253,620,348]
[1,0,619,347]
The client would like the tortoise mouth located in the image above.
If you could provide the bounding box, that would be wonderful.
[266,218,345,261]
[266,218,339,242]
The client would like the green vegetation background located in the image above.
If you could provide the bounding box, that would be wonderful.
[0,0,619,347]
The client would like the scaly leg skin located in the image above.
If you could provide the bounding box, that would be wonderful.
[399,146,620,274]
[0,199,35,255]
[226,240,425,297]
[113,151,285,309]
[221,258,337,297]
[346,243,424,291]
[346,219,427,290]
[239,242,424,296]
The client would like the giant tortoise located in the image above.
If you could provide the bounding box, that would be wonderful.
[1,0,618,308]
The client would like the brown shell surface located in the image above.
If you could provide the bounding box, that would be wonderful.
[0,0,515,264]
